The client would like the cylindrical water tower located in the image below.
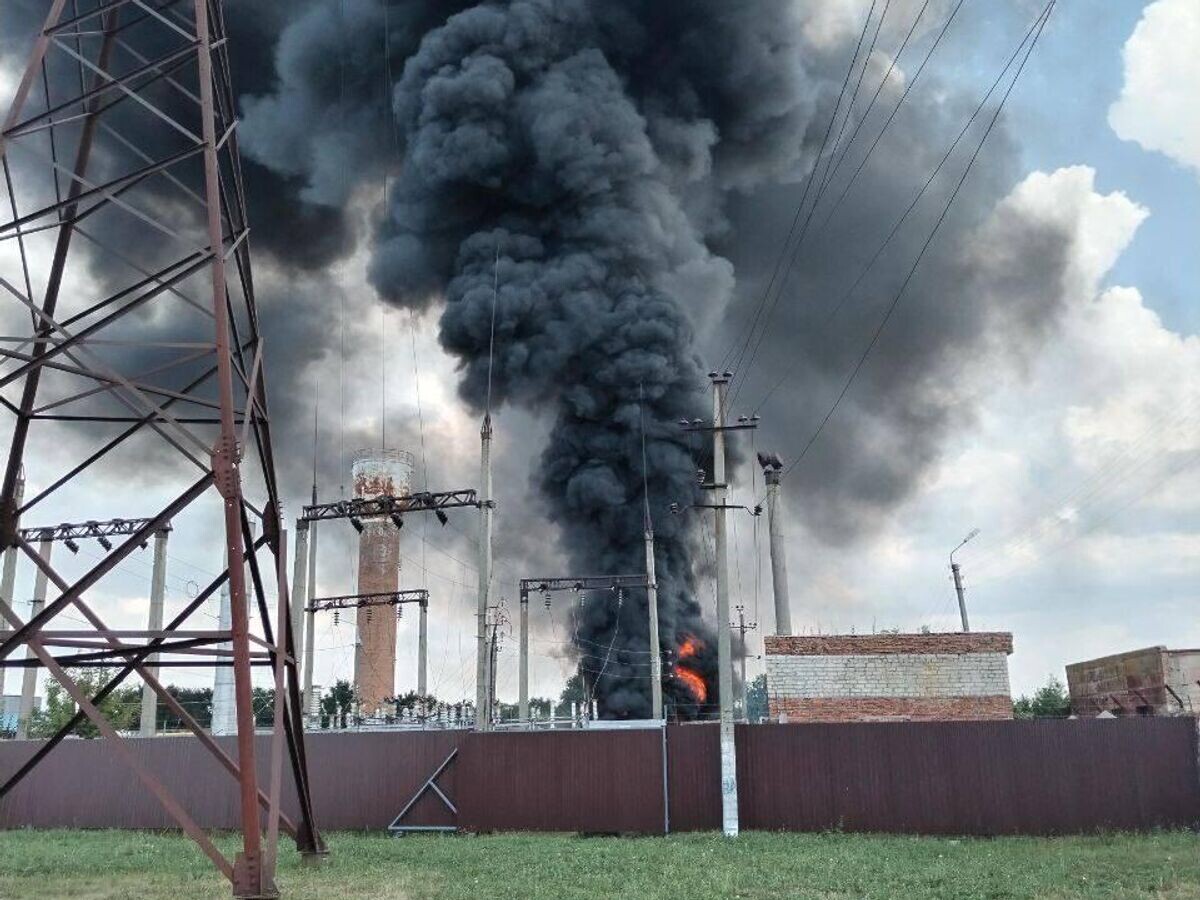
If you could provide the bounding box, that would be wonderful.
[351,448,414,715]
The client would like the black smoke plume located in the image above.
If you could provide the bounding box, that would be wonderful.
[2,1,1079,716]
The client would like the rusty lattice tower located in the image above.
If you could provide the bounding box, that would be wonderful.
[0,1,323,896]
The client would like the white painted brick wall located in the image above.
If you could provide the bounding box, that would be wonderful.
[766,653,1012,699]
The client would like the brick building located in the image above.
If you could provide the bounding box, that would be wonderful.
[1066,646,1200,716]
[764,632,1014,722]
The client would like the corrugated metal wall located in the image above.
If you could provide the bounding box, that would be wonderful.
[1,719,1196,834]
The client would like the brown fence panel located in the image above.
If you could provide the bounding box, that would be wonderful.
[2,719,1196,835]
[738,718,1200,835]
[665,723,721,831]
[0,729,464,831]
[456,729,666,833]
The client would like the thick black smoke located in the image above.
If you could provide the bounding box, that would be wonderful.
[2,1,1079,716]
[235,0,1079,717]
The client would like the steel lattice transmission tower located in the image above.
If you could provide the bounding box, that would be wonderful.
[0,1,324,896]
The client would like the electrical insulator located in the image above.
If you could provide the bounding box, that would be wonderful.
[543,592,552,611]
[333,610,340,626]
[617,588,625,607]
[396,604,403,620]
[366,607,373,623]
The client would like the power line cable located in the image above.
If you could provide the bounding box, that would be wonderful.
[719,0,879,378]
[781,0,1055,480]
[752,0,1036,416]
[731,0,969,407]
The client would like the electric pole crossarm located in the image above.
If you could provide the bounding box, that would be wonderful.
[308,589,429,612]
[301,489,479,522]
[518,574,648,601]
[19,516,170,544]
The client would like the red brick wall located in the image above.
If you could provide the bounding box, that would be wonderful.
[765,632,1013,656]
[770,695,1013,722]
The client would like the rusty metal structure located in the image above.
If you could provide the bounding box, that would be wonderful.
[0,1,322,896]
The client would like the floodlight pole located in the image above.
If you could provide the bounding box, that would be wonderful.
[476,415,494,731]
[950,529,979,633]
[289,521,309,715]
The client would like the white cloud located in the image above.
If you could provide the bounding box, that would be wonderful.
[1109,0,1200,175]
[770,165,1200,695]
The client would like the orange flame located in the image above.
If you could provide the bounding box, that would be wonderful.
[678,636,702,659]
[674,665,707,703]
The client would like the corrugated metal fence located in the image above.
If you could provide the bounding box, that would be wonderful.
[1,719,1196,835]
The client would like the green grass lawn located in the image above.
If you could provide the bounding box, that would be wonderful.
[0,829,1196,900]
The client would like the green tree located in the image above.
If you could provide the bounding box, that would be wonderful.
[252,686,276,727]
[320,680,355,729]
[556,673,587,717]
[1014,675,1071,719]
[155,686,212,732]
[26,668,140,739]
[746,674,768,722]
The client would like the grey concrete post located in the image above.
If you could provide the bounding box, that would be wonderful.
[764,467,792,636]
[0,469,24,702]
[518,594,529,722]
[475,414,493,730]
[711,374,739,836]
[139,528,169,737]
[303,519,318,716]
[418,597,428,698]
[645,529,662,720]
[290,520,309,704]
[952,563,970,632]
[16,539,51,740]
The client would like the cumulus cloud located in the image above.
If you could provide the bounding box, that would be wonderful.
[769,165,1200,694]
[1108,0,1200,175]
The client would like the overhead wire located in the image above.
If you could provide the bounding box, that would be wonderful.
[780,0,1056,481]
[727,0,963,405]
[751,0,1030,417]
[719,0,880,379]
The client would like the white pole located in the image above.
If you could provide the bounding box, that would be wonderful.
[211,582,235,735]
[764,465,792,635]
[645,529,663,720]
[139,528,169,737]
[290,520,309,705]
[711,374,740,837]
[417,597,428,698]
[0,469,24,703]
[518,594,529,722]
[15,538,50,739]
[475,415,493,730]
[303,518,318,716]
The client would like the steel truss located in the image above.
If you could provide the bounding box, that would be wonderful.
[0,2,323,896]
[300,489,481,524]
[518,574,650,603]
[307,589,429,613]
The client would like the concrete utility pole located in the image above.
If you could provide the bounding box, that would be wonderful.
[950,529,979,633]
[518,592,529,722]
[645,527,662,720]
[760,454,792,635]
[212,583,235,735]
[417,595,428,698]
[290,520,309,708]
[213,521,254,736]
[0,469,23,702]
[710,372,739,837]
[475,414,494,731]
[732,605,758,721]
[15,538,50,740]
[303,505,318,717]
[139,528,169,737]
